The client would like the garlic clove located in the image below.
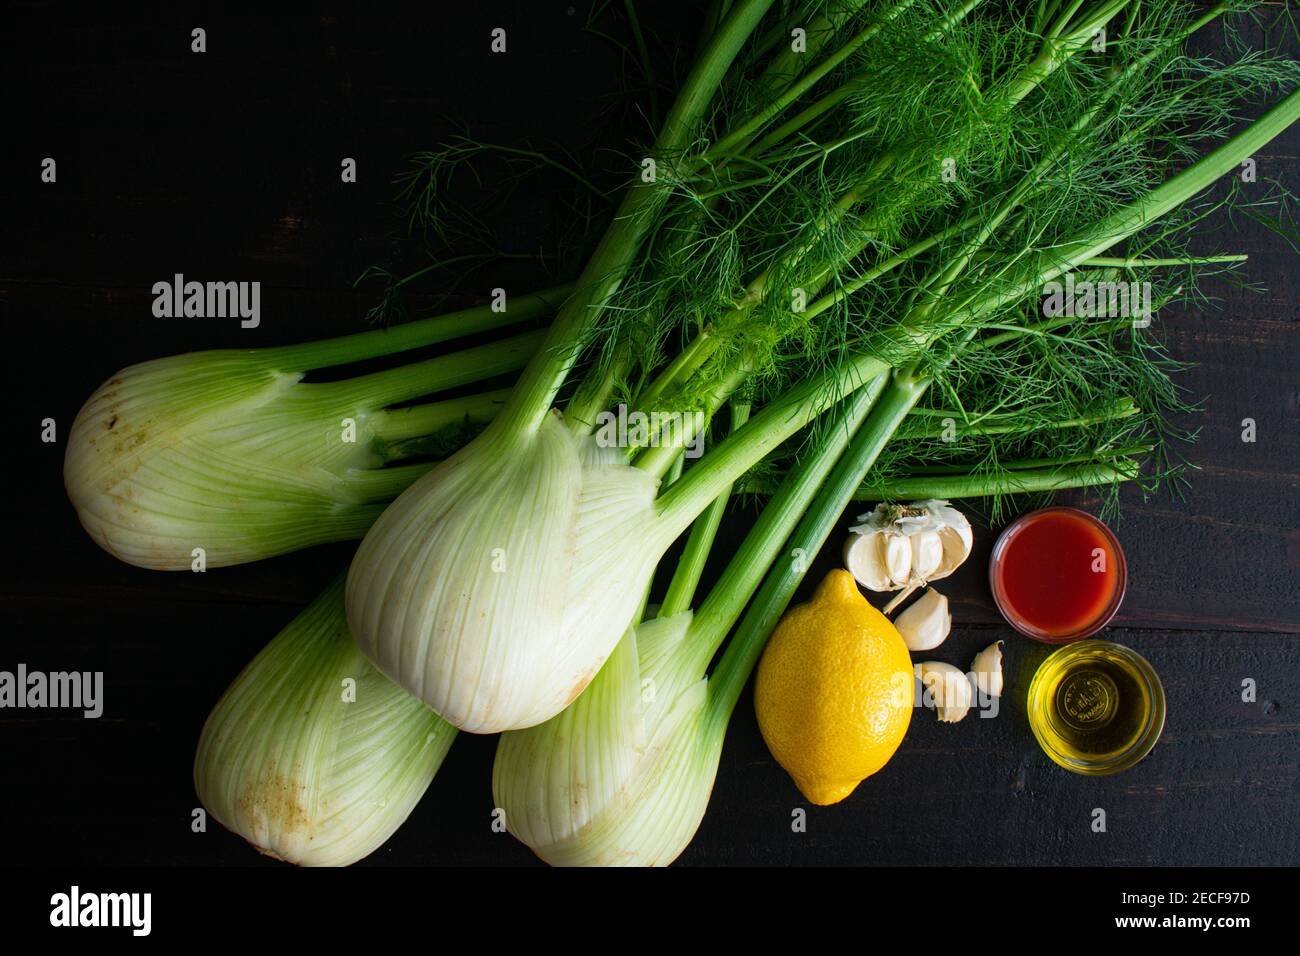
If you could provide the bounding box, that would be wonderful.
[917,661,972,723]
[970,641,1003,698]
[843,532,892,591]
[894,588,951,651]
[882,533,912,588]
[929,501,974,581]
[910,530,944,581]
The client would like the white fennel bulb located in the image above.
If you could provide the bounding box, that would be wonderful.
[66,351,386,569]
[194,577,455,866]
[492,611,724,866]
[346,410,670,733]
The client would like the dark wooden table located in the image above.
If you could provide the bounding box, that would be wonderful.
[4,3,1297,867]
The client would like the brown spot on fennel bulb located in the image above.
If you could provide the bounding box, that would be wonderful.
[236,767,315,838]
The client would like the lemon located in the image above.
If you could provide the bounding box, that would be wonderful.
[755,569,913,805]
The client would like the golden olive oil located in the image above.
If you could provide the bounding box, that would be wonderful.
[1027,641,1165,775]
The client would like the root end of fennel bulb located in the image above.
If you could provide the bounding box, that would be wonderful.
[346,409,671,733]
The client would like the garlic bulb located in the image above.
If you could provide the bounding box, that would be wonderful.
[843,500,973,593]
[916,661,973,723]
[194,578,455,866]
[493,611,722,866]
[971,641,1004,698]
[347,410,669,734]
[894,588,951,651]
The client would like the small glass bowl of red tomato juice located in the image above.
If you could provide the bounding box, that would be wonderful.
[989,506,1127,643]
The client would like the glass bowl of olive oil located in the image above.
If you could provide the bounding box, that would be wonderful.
[1027,640,1165,775]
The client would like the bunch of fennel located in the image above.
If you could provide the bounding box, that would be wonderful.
[58,0,1299,866]
[204,241,1190,867]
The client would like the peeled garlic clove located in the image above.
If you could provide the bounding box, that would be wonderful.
[882,533,912,587]
[910,530,943,581]
[894,588,951,651]
[917,661,972,723]
[971,641,1003,698]
[843,533,892,591]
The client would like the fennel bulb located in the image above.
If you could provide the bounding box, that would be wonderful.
[346,410,669,733]
[64,294,554,569]
[492,611,722,867]
[194,577,455,866]
[67,350,384,569]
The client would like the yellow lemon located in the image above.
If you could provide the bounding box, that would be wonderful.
[755,569,913,805]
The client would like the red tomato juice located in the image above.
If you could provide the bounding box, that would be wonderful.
[991,507,1125,641]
